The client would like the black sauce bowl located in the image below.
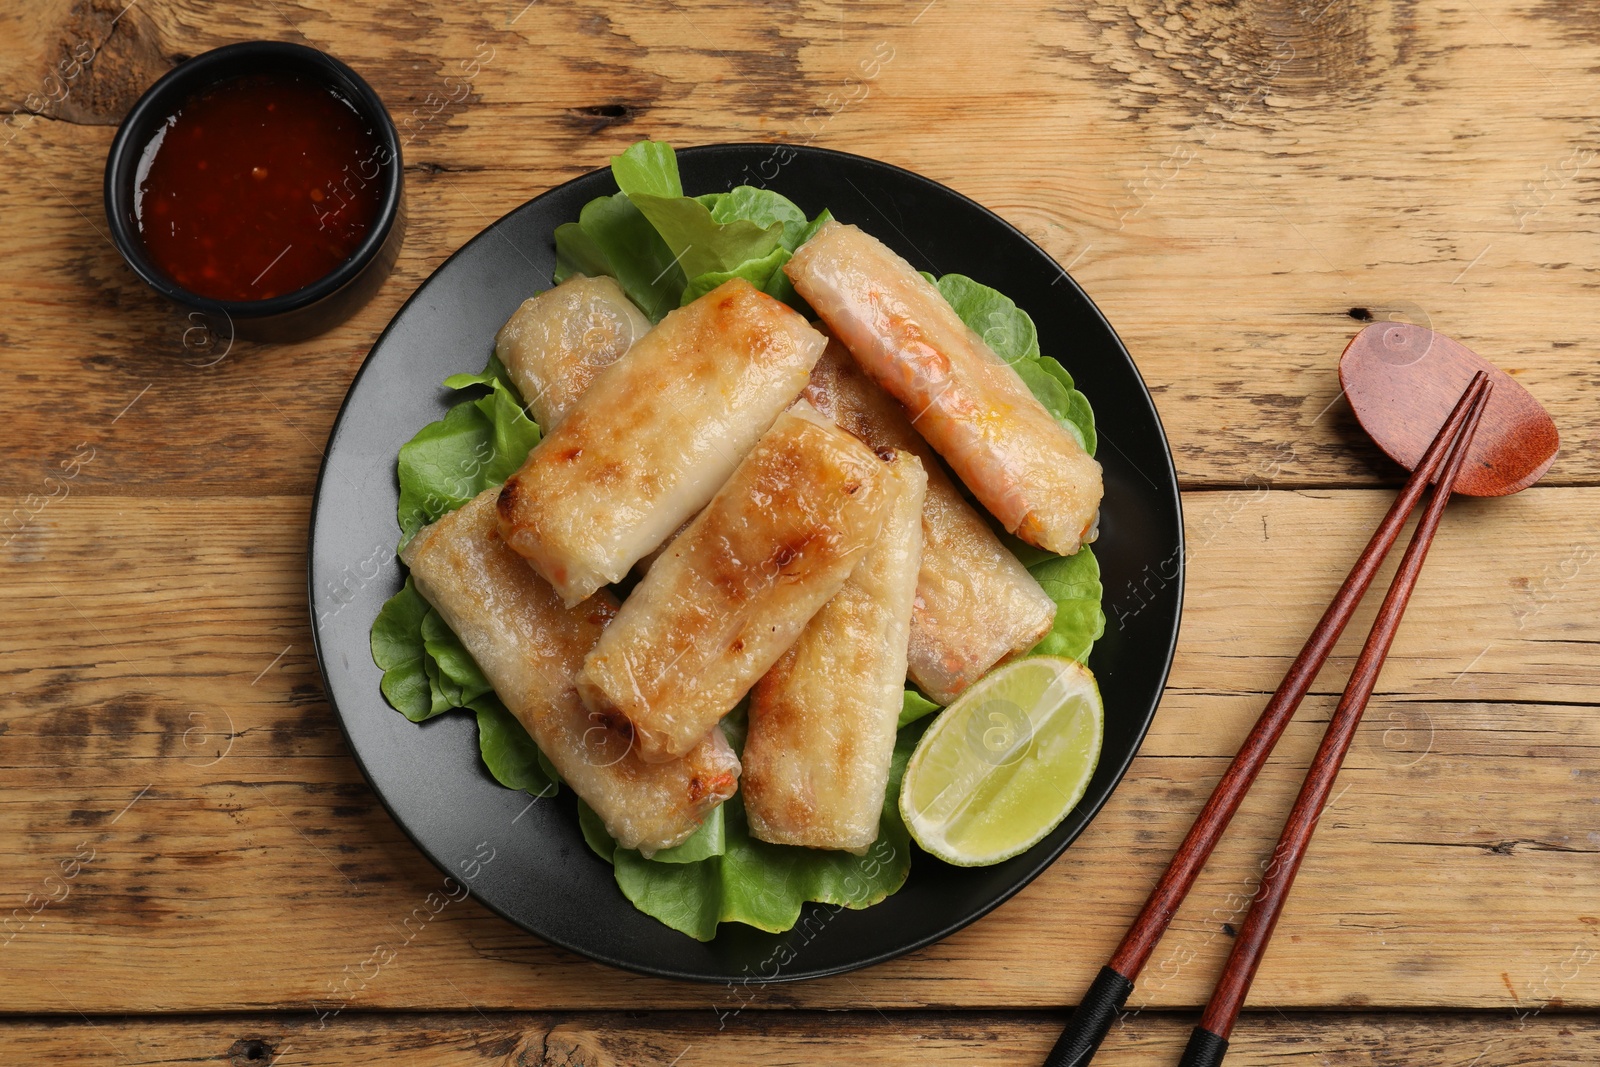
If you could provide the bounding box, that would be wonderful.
[103,40,405,342]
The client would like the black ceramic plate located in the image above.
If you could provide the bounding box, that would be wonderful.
[309,143,1183,983]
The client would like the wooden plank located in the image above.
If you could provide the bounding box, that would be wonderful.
[2,489,1596,1012]
[2,0,1599,496]
[1,1011,1598,1066]
[4,0,1598,1032]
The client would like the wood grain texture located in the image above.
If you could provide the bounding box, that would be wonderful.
[1199,384,1489,1040]
[3,0,1599,1047]
[3,1011,1599,1066]
[3,490,1596,1013]
[1112,372,1489,983]
[1,0,1599,497]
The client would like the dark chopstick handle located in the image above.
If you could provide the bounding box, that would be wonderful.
[1104,372,1491,983]
[1190,381,1492,1056]
[1176,1027,1229,1067]
[1042,966,1135,1067]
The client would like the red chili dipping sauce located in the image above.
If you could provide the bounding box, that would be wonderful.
[135,71,386,301]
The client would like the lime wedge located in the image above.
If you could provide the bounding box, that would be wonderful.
[900,656,1103,866]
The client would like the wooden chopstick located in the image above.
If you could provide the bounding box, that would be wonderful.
[1175,379,1492,1066]
[1044,371,1492,1067]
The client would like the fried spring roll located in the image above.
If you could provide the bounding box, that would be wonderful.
[805,342,1056,704]
[493,274,651,430]
[578,401,890,763]
[498,278,827,605]
[494,276,672,576]
[744,448,927,852]
[786,221,1103,555]
[401,489,740,854]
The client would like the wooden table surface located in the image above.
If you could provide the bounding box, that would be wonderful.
[4,0,1598,1063]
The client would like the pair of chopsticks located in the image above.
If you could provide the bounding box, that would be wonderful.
[1046,372,1493,1067]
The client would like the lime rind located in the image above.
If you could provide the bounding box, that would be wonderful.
[900,657,1104,867]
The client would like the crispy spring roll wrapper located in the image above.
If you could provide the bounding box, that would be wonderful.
[786,221,1104,556]
[400,489,740,855]
[494,274,668,575]
[493,274,651,431]
[578,401,891,763]
[744,448,927,853]
[632,516,690,577]
[804,342,1056,704]
[498,278,827,606]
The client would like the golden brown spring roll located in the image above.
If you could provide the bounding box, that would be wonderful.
[804,341,1057,704]
[577,401,890,763]
[401,489,740,854]
[494,275,670,576]
[786,221,1103,555]
[744,448,927,852]
[494,274,651,430]
[498,278,826,606]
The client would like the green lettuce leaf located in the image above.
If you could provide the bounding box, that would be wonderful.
[439,350,513,392]
[899,689,942,728]
[610,140,682,199]
[587,720,924,941]
[934,272,1096,455]
[649,803,726,863]
[375,361,557,796]
[935,273,1039,363]
[630,192,786,280]
[577,798,728,865]
[577,798,617,863]
[1025,361,1096,453]
[614,161,815,283]
[583,140,826,316]
[760,208,833,312]
[421,607,492,706]
[473,695,558,799]
[396,361,539,544]
[371,578,436,722]
[554,193,684,322]
[1028,547,1105,663]
[679,245,790,306]
[705,185,812,248]
[537,748,563,787]
[1015,360,1088,454]
[420,645,453,718]
[551,221,612,282]
[678,204,834,311]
